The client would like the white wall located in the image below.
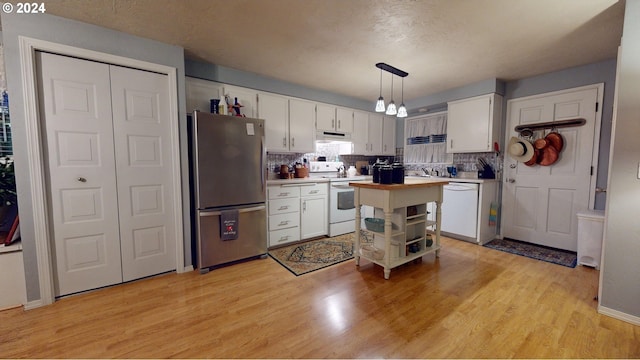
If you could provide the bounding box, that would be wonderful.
[599,0,640,321]
[0,12,189,303]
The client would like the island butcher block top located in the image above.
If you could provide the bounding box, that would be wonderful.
[349,177,450,190]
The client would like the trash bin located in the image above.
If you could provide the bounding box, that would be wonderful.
[577,210,605,269]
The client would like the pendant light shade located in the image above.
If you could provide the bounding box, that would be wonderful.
[385,74,397,115]
[375,68,385,112]
[374,62,408,118]
[397,104,407,118]
[397,77,407,118]
[386,100,397,116]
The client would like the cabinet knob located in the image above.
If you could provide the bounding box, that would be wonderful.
[77,177,87,183]
[507,178,515,183]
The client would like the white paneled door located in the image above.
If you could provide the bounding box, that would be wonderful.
[37,52,176,296]
[502,86,600,251]
[110,65,176,282]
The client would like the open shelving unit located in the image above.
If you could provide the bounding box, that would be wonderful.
[352,180,447,279]
[360,204,442,271]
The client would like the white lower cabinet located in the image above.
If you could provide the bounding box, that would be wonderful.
[301,196,328,239]
[267,182,328,247]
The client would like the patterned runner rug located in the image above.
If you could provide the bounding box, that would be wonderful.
[484,238,577,268]
[269,233,354,276]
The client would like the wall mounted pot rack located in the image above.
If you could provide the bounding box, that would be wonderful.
[514,118,586,134]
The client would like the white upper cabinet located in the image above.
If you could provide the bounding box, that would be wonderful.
[288,98,316,153]
[260,93,315,153]
[316,104,353,133]
[316,103,337,132]
[259,92,290,152]
[185,76,222,113]
[368,113,384,155]
[352,111,385,155]
[352,110,369,154]
[335,107,354,133]
[223,85,257,118]
[382,116,396,155]
[446,93,503,153]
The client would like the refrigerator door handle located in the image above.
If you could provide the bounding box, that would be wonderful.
[199,205,267,217]
[261,136,266,193]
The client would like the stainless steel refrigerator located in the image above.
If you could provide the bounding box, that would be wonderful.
[190,111,267,272]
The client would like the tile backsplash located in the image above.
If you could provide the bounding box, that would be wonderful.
[266,148,502,178]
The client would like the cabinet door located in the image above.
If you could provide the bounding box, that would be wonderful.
[352,110,369,154]
[259,92,289,152]
[185,76,222,113]
[223,85,257,118]
[316,103,336,131]
[336,107,354,133]
[382,116,396,155]
[301,196,328,239]
[289,98,316,153]
[368,113,384,155]
[447,94,501,153]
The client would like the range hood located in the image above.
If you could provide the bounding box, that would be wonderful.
[315,130,352,142]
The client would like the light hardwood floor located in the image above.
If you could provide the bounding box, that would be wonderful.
[1,237,638,358]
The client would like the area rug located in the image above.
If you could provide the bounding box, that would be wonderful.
[484,238,577,268]
[269,233,354,276]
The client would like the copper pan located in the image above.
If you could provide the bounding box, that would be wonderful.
[545,132,564,152]
[539,145,559,166]
[524,149,540,166]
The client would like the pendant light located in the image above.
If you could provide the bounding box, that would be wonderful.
[375,68,385,112]
[397,77,407,118]
[385,73,397,116]
[374,63,408,118]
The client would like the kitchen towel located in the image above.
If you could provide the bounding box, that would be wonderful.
[220,209,239,241]
[489,202,499,226]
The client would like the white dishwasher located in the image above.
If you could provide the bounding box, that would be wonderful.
[441,182,479,240]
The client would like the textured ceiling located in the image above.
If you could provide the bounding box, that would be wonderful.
[35,0,624,103]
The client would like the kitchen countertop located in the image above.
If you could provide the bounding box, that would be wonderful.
[267,177,330,185]
[405,176,499,184]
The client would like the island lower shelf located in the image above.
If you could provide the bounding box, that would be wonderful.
[359,244,441,268]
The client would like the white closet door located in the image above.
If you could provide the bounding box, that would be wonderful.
[37,52,123,296]
[109,66,177,281]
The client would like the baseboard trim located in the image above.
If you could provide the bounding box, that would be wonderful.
[598,305,640,326]
[24,299,44,311]
[182,265,194,273]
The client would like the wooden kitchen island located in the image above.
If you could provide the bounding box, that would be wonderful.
[350,178,449,279]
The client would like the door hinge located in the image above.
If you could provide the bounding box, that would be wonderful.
[595,102,599,112]
[590,166,594,176]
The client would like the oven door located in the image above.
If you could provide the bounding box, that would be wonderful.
[330,183,355,223]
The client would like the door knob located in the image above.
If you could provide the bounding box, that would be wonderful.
[77,177,87,183]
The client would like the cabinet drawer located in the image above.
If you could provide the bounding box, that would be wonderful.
[268,212,300,231]
[269,227,300,247]
[269,197,299,215]
[299,183,328,197]
[268,186,300,199]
